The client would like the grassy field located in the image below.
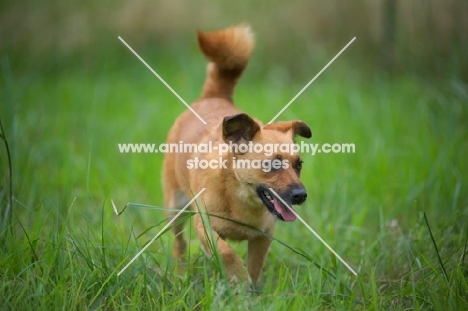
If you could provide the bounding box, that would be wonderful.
[1,59,467,309]
[1,1,468,307]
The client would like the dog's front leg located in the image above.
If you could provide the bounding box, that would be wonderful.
[247,231,273,284]
[194,216,250,283]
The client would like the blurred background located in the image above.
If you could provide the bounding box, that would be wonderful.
[1,0,468,81]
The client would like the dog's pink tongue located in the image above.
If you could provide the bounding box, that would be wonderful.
[273,197,297,221]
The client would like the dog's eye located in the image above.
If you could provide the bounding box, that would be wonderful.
[296,159,303,171]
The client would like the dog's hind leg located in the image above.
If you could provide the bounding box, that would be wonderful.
[165,188,189,259]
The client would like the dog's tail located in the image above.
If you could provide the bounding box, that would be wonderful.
[197,25,254,101]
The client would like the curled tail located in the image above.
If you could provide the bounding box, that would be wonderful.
[197,25,254,101]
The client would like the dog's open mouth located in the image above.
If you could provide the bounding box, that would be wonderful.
[257,187,297,222]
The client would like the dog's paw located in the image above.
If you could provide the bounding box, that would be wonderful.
[227,266,251,285]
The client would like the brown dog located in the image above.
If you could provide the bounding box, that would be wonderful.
[162,25,311,284]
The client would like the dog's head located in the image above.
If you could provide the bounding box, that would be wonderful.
[223,113,311,222]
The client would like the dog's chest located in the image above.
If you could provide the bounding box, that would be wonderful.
[211,208,275,241]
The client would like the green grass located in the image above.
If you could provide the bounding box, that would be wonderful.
[1,56,468,310]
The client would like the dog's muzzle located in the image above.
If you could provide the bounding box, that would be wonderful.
[256,185,307,222]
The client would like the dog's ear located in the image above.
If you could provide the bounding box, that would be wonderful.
[264,121,312,138]
[223,113,260,143]
[291,121,312,138]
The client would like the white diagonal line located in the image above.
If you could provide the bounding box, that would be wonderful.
[117,188,206,276]
[118,36,207,125]
[268,37,356,124]
[269,188,357,276]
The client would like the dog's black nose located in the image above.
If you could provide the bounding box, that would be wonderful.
[291,188,307,204]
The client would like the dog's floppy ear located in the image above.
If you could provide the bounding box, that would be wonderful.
[223,113,260,143]
[291,121,312,138]
[264,121,312,138]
